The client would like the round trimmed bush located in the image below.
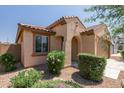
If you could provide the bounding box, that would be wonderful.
[0,53,16,72]
[10,69,42,88]
[47,51,65,75]
[78,53,106,81]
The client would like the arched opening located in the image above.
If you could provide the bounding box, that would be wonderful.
[71,37,78,62]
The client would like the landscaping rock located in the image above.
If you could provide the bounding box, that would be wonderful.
[121,79,124,88]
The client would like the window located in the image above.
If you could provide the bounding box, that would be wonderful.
[35,35,48,53]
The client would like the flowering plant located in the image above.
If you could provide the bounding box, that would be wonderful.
[47,51,65,75]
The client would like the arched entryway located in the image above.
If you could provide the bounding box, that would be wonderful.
[71,37,78,62]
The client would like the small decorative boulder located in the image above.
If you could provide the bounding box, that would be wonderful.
[121,79,124,88]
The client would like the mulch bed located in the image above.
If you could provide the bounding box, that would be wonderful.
[60,67,123,88]
[0,64,123,88]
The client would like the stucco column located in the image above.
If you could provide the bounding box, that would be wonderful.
[64,39,71,67]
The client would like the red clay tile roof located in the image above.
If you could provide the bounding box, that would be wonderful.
[16,17,111,43]
[18,23,54,32]
[47,16,86,29]
[16,23,56,43]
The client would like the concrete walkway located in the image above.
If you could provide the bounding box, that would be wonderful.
[104,54,124,79]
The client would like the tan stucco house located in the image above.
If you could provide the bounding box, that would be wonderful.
[16,16,111,67]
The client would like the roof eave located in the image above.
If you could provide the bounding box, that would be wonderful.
[80,29,94,35]
[15,24,56,43]
[46,18,66,29]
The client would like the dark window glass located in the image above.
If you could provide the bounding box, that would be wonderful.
[35,35,48,53]
[42,36,48,52]
[35,36,42,52]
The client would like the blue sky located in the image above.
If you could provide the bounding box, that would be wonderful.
[0,5,99,43]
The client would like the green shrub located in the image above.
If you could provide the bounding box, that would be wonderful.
[32,80,82,88]
[78,53,106,81]
[64,80,83,88]
[0,53,16,72]
[10,69,42,88]
[121,51,124,60]
[47,51,65,75]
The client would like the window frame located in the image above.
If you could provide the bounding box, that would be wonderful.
[33,34,50,56]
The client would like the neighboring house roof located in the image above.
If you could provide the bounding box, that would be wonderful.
[80,23,111,43]
[80,24,106,35]
[88,24,111,43]
[87,24,108,36]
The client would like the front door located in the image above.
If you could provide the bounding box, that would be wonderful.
[71,37,78,62]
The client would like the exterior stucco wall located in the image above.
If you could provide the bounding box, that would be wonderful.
[50,20,85,66]
[81,35,95,54]
[65,21,84,66]
[22,31,47,67]
[96,36,110,58]
[50,36,63,51]
[51,24,67,37]
[50,23,67,51]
